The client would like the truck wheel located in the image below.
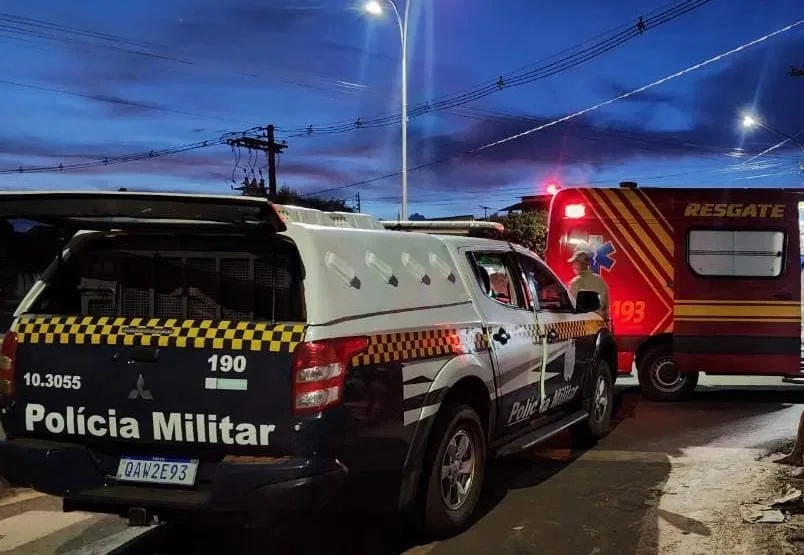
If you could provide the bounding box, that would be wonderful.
[572,359,614,445]
[419,404,486,539]
[638,344,699,401]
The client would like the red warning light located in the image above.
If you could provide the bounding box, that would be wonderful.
[564,204,586,219]
[546,182,559,196]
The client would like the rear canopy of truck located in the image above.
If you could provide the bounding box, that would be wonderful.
[0,192,340,473]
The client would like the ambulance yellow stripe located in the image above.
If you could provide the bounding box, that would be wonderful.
[586,189,671,313]
[621,189,674,254]
[599,189,673,280]
[639,189,673,233]
[674,304,800,317]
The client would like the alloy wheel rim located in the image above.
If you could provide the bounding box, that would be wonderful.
[440,429,476,511]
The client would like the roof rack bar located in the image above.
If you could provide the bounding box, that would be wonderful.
[381,220,504,234]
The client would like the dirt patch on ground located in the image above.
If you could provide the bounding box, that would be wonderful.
[634,447,803,554]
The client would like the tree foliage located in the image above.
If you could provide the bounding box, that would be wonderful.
[273,186,354,213]
[471,211,548,256]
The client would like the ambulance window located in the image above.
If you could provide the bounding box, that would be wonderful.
[688,230,785,278]
[517,255,573,312]
[468,252,524,309]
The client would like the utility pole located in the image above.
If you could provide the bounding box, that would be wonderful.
[226,125,287,199]
[355,192,361,213]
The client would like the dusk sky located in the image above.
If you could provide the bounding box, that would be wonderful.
[0,0,802,219]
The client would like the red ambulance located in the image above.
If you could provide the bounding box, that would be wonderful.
[544,182,803,400]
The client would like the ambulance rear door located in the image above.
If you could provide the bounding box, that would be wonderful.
[672,191,800,376]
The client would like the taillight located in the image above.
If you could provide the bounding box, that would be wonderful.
[292,337,369,415]
[564,204,586,219]
[0,332,18,396]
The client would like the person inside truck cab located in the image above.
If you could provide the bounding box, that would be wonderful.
[568,250,610,322]
[488,270,513,304]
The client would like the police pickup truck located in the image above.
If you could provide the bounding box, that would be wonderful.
[0,192,616,538]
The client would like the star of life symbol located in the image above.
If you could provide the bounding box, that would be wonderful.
[128,374,153,400]
[588,235,616,275]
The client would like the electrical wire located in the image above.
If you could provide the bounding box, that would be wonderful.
[0,77,258,126]
[0,12,365,101]
[363,163,801,208]
[306,18,804,197]
[0,126,267,175]
[277,0,717,137]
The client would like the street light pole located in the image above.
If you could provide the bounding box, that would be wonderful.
[365,0,410,220]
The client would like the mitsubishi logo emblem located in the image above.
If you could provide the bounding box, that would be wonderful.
[128,374,153,400]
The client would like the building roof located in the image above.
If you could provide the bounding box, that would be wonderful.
[501,194,552,212]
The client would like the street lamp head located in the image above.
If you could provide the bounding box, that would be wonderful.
[742,115,758,128]
[364,1,383,15]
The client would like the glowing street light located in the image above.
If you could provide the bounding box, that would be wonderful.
[364,0,411,220]
[740,113,804,159]
[364,1,383,15]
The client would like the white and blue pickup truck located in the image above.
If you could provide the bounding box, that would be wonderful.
[0,192,616,538]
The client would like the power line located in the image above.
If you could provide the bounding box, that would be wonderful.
[443,105,799,161]
[362,156,795,203]
[306,18,803,197]
[278,0,717,137]
[0,127,267,175]
[0,12,364,100]
[365,163,801,209]
[0,77,258,125]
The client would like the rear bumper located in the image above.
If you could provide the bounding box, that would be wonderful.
[0,438,347,515]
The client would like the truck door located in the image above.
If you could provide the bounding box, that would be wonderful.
[462,249,544,435]
[515,252,590,411]
[673,197,801,376]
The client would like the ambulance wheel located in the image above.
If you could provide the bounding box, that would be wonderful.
[638,344,699,401]
[572,359,614,446]
[419,403,486,539]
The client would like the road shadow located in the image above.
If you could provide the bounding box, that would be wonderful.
[155,386,800,554]
[158,392,649,555]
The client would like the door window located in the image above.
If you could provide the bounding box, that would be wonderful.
[517,254,573,312]
[468,252,525,309]
[688,230,785,278]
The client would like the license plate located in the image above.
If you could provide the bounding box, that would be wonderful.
[116,456,198,487]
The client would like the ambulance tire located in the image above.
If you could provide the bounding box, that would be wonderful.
[638,344,699,401]
[418,403,487,539]
[572,359,614,446]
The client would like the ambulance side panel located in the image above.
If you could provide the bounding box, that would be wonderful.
[285,225,497,507]
[671,191,801,376]
[545,188,675,373]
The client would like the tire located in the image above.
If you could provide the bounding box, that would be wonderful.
[637,343,699,401]
[418,404,486,539]
[572,359,614,445]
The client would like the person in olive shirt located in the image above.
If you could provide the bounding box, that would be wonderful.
[567,250,610,324]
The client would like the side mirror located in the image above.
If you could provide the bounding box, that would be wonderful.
[575,290,601,313]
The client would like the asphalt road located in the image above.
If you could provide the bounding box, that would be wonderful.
[0,374,802,555]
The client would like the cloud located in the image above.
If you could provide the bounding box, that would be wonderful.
[305,35,804,197]
[598,78,677,105]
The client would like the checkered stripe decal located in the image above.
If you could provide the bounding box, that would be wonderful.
[543,319,604,342]
[353,327,488,367]
[507,320,604,342]
[14,316,306,352]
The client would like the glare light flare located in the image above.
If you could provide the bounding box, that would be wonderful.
[742,115,759,128]
[364,1,383,15]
